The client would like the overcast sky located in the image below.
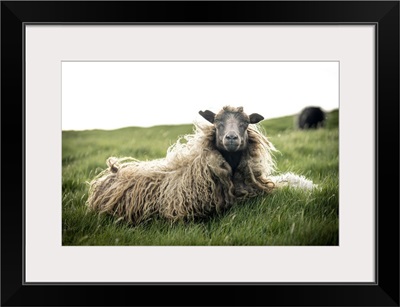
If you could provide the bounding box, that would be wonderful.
[62,61,339,131]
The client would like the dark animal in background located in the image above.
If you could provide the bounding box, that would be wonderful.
[297,106,326,129]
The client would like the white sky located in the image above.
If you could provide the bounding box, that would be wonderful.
[62,61,338,130]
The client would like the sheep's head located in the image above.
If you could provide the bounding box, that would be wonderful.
[199,106,264,153]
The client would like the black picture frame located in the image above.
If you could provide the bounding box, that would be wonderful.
[1,1,399,306]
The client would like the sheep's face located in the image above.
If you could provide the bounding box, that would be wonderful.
[214,112,250,152]
[199,106,264,153]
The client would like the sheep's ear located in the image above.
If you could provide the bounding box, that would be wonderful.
[249,113,264,124]
[199,110,216,124]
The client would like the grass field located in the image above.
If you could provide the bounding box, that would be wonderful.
[62,110,339,246]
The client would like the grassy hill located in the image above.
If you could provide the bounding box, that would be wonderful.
[62,110,338,246]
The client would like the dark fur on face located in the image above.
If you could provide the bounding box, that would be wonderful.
[199,106,264,172]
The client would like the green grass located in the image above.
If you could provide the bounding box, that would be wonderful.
[62,110,339,246]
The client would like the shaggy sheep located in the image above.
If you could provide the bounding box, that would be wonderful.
[87,106,314,224]
[297,106,326,129]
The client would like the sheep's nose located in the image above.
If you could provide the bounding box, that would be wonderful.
[226,132,239,140]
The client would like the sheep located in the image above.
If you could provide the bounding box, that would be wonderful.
[86,106,314,224]
[297,106,326,129]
